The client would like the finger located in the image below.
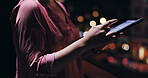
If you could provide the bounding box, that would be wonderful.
[114,32,124,39]
[96,25,111,33]
[99,30,106,34]
[106,31,115,36]
[120,32,124,35]
[104,26,111,33]
[96,30,106,37]
[106,33,116,40]
[100,19,118,29]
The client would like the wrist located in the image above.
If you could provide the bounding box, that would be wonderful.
[81,37,92,50]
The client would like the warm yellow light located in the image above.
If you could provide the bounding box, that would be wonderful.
[77,16,84,22]
[100,17,107,24]
[146,59,148,64]
[139,47,145,60]
[92,11,99,17]
[122,43,130,51]
[90,20,96,27]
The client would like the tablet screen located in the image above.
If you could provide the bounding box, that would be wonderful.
[106,19,138,36]
[109,20,136,33]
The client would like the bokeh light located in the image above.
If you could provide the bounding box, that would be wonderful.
[133,62,138,69]
[100,17,107,24]
[77,16,84,22]
[108,56,115,63]
[90,20,96,27]
[122,43,130,51]
[145,49,148,57]
[122,58,128,66]
[146,59,148,64]
[109,43,116,50]
[139,47,145,60]
[92,11,99,17]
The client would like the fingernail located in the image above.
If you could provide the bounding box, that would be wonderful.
[112,35,116,37]
[114,19,118,22]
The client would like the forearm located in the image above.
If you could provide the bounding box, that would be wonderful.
[53,37,90,73]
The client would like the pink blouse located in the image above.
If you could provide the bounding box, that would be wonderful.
[10,0,84,78]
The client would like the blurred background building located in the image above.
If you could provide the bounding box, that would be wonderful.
[7,0,148,78]
[130,0,148,43]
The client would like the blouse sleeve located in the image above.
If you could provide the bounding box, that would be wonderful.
[14,1,55,75]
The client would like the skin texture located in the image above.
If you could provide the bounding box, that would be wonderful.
[23,0,119,74]
[41,0,119,73]
[53,18,118,73]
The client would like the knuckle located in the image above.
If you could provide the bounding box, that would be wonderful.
[100,30,105,33]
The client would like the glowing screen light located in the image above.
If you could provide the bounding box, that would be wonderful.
[90,20,96,27]
[122,43,130,51]
[100,17,107,24]
[139,47,145,60]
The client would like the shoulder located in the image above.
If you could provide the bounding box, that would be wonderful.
[19,0,38,13]
[15,0,40,23]
[10,0,39,26]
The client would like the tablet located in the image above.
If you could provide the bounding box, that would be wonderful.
[106,17,144,36]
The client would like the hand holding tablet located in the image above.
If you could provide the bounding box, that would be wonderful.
[106,17,144,36]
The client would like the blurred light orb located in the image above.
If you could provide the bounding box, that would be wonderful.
[145,50,148,57]
[100,17,107,24]
[57,0,65,3]
[122,43,130,51]
[146,59,148,64]
[139,47,145,60]
[133,62,138,69]
[122,58,128,65]
[108,56,115,63]
[92,11,99,17]
[90,20,96,27]
[109,43,116,50]
[77,16,84,22]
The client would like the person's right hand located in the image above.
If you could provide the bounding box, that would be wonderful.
[83,19,118,50]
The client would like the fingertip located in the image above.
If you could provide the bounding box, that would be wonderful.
[100,30,106,33]
[111,19,118,22]
[106,32,115,36]
[112,35,116,38]
[96,25,102,29]
[101,19,118,29]
[120,32,124,35]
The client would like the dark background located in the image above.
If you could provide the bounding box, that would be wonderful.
[6,0,130,78]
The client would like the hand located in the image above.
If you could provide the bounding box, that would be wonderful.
[83,19,118,50]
